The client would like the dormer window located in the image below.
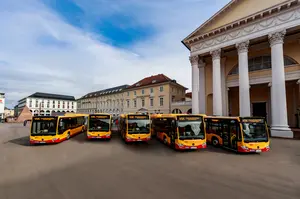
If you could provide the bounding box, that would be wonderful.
[136,83,140,86]
[152,80,157,83]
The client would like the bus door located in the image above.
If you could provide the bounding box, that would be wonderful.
[169,120,177,146]
[221,120,230,148]
[228,119,239,150]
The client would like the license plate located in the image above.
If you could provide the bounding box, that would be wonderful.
[256,150,262,153]
[191,147,197,149]
[39,142,46,144]
[137,139,142,141]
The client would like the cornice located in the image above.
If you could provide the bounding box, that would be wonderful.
[186,0,300,48]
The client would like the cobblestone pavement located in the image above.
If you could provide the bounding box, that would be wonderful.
[0,123,300,199]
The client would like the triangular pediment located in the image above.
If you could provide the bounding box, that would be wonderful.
[184,0,288,41]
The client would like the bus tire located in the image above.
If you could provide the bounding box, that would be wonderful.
[67,132,71,140]
[163,136,168,145]
[212,137,219,147]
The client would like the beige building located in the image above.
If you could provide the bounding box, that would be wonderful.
[171,92,192,114]
[123,74,187,114]
[4,107,14,118]
[77,85,129,116]
[182,0,300,138]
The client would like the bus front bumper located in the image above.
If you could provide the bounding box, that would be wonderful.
[30,138,63,144]
[125,137,151,142]
[87,134,111,139]
[238,146,270,153]
[175,143,207,150]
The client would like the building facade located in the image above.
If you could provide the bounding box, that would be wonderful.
[182,0,300,138]
[17,92,76,116]
[123,74,187,114]
[76,85,129,116]
[0,93,5,120]
[171,92,192,114]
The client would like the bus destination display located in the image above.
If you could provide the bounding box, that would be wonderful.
[33,117,56,121]
[128,115,149,119]
[241,118,264,123]
[178,116,202,121]
[90,115,110,119]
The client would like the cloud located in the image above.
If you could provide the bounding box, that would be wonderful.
[0,0,229,108]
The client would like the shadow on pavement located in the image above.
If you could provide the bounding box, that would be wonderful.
[6,136,31,147]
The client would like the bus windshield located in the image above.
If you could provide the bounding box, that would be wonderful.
[31,119,57,136]
[242,122,268,142]
[89,118,110,132]
[128,119,150,134]
[178,119,205,140]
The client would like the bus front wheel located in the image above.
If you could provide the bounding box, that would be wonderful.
[212,137,219,147]
[67,132,71,140]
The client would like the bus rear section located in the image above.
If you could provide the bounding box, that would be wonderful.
[30,116,59,144]
[205,116,270,153]
[121,114,151,142]
[86,114,112,140]
[151,114,207,150]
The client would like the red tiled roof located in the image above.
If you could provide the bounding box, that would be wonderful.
[127,74,185,89]
[185,92,192,98]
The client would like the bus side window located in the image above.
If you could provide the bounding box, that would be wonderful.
[237,122,242,141]
[205,119,211,134]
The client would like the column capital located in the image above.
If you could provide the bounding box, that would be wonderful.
[189,55,199,66]
[236,40,249,54]
[210,49,221,61]
[198,58,206,68]
[268,30,286,47]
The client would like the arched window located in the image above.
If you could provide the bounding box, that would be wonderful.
[172,109,182,114]
[229,55,298,75]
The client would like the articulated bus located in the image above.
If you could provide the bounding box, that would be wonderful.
[151,114,207,150]
[30,115,86,145]
[86,113,112,140]
[205,116,270,153]
[119,113,151,142]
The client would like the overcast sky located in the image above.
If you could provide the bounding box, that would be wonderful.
[0,0,229,108]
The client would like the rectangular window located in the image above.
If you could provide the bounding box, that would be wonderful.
[134,100,137,108]
[142,99,145,107]
[142,90,144,94]
[150,98,153,107]
[134,91,136,95]
[160,86,163,92]
[127,100,130,108]
[53,101,55,108]
[127,92,129,96]
[150,88,153,93]
[29,101,32,107]
[159,97,163,106]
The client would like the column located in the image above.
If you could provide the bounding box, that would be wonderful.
[210,49,223,116]
[268,30,293,138]
[198,59,206,114]
[236,41,251,117]
[189,55,200,114]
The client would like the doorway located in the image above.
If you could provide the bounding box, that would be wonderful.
[252,102,267,119]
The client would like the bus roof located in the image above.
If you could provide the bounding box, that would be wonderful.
[64,113,88,117]
[89,113,111,116]
[204,116,266,121]
[151,113,206,119]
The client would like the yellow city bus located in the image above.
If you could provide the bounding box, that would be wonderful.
[205,116,270,153]
[86,113,112,140]
[119,113,151,143]
[151,114,207,150]
[30,115,85,145]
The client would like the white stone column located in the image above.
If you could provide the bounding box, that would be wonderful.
[190,55,200,114]
[236,41,251,117]
[210,49,223,116]
[198,59,206,114]
[269,30,293,138]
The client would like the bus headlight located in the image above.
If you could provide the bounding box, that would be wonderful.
[177,143,184,147]
[241,146,248,150]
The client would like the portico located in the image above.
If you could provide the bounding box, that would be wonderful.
[183,0,300,138]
